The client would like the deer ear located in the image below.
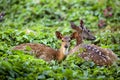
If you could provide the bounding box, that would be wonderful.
[70,32,78,40]
[70,22,78,30]
[79,20,84,29]
[55,31,63,39]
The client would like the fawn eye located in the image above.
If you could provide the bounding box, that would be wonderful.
[88,30,90,32]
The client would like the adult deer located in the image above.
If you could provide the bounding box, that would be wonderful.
[70,20,118,66]
[13,31,74,62]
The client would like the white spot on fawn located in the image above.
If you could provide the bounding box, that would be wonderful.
[98,52,102,55]
[96,49,99,53]
[88,53,91,55]
[103,58,107,62]
[106,56,111,60]
[84,57,89,61]
[92,48,97,51]
[91,55,93,58]
[86,46,91,49]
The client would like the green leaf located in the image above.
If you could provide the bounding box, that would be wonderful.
[25,46,32,51]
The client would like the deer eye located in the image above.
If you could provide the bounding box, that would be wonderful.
[88,30,90,32]
[68,40,71,42]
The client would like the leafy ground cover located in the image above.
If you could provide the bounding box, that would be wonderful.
[0,0,120,79]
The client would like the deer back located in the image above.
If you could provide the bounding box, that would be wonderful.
[71,43,118,66]
[13,43,58,61]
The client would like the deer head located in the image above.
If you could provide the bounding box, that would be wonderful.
[56,31,72,55]
[70,20,96,41]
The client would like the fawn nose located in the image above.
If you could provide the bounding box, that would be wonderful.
[88,36,96,40]
[65,45,68,48]
[93,37,96,40]
[91,37,96,40]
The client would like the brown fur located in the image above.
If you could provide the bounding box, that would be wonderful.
[13,43,59,61]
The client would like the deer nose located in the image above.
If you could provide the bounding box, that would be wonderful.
[92,37,96,40]
[65,45,68,48]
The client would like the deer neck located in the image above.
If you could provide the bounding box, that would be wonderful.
[69,34,84,54]
[57,45,68,61]
[76,34,83,46]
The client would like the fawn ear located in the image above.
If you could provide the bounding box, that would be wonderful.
[70,21,82,33]
[70,22,79,30]
[70,32,78,40]
[79,20,84,29]
[56,31,63,39]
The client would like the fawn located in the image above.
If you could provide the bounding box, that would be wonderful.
[70,20,118,66]
[13,31,74,62]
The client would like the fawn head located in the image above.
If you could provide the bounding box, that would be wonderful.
[70,20,96,40]
[56,31,73,55]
